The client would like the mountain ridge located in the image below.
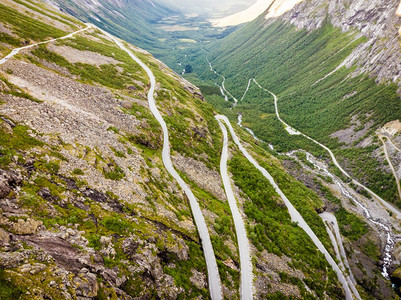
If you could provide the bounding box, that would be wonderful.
[273,0,401,87]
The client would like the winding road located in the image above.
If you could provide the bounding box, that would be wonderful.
[206,58,360,298]
[387,137,401,154]
[216,118,253,300]
[206,47,401,293]
[320,212,360,299]
[216,115,355,300]
[0,25,92,65]
[379,135,401,201]
[240,78,253,101]
[0,22,224,299]
[102,30,223,299]
[300,150,397,279]
[256,81,401,220]
[0,24,225,298]
[254,78,401,279]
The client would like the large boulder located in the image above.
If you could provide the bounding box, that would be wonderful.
[74,268,99,298]
[0,169,22,198]
[12,218,43,235]
[0,228,10,246]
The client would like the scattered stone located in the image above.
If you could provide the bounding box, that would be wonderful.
[0,228,10,246]
[100,236,112,245]
[0,120,13,134]
[0,169,22,198]
[156,274,184,299]
[190,269,206,290]
[0,116,16,128]
[74,269,99,298]
[12,218,43,235]
[66,228,75,236]
[0,251,25,268]
[38,187,58,202]
[121,100,133,109]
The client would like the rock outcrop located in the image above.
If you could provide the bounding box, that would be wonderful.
[272,0,401,86]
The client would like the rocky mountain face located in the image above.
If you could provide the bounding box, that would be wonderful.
[272,0,401,86]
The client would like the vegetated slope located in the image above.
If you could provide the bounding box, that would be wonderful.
[0,0,80,57]
[42,0,176,55]
[0,0,369,299]
[181,0,401,297]
[0,0,245,298]
[45,0,239,73]
[193,0,401,208]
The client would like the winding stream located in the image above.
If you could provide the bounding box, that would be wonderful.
[237,114,261,142]
[206,56,238,106]
[291,150,398,279]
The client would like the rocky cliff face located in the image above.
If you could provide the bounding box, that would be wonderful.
[271,0,401,86]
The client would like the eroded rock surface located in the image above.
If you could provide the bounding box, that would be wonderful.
[276,0,401,87]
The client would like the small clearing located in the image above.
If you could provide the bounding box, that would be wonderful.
[158,25,199,32]
[381,120,401,137]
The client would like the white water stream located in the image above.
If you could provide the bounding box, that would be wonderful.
[206,56,238,106]
[290,150,398,279]
[237,114,261,142]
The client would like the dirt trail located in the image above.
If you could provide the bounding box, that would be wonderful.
[379,135,401,201]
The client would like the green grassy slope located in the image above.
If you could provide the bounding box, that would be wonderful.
[48,0,186,57]
[0,0,241,297]
[192,18,401,206]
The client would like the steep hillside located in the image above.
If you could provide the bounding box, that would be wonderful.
[2,0,401,299]
[192,0,401,207]
[181,0,401,297]
[0,0,242,298]
[42,0,176,54]
[276,0,401,86]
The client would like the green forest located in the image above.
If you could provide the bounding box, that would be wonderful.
[186,18,401,207]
